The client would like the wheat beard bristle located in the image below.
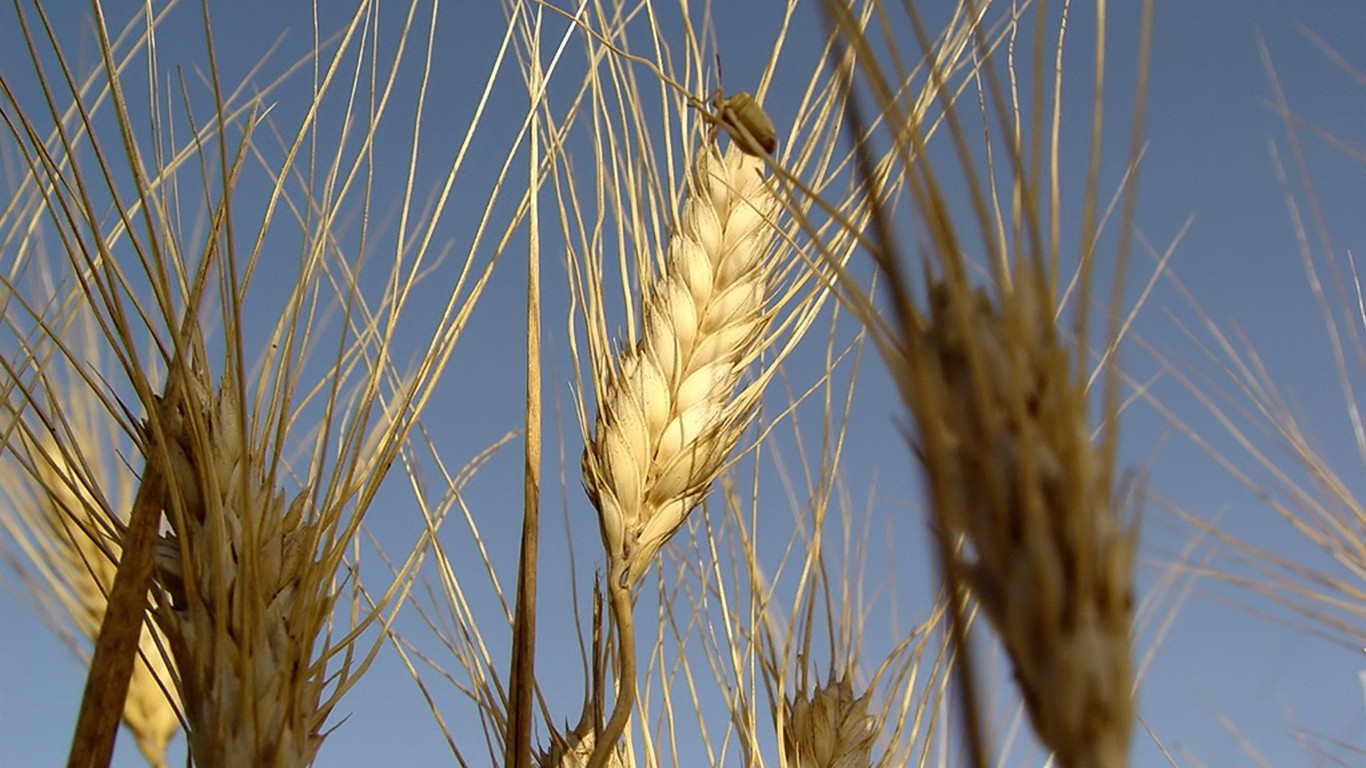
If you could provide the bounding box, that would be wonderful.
[782,675,877,768]
[153,378,318,767]
[921,278,1136,768]
[583,145,777,589]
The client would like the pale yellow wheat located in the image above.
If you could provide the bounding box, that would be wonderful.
[1,435,179,767]
[582,145,778,590]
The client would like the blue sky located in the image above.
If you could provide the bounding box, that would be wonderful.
[2,1,1363,766]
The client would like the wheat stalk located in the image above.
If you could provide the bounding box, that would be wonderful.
[582,144,778,592]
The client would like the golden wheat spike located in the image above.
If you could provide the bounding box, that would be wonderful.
[583,145,778,591]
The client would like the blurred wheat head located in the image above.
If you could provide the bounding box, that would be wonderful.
[0,0,528,763]
[815,0,1153,765]
[0,302,179,766]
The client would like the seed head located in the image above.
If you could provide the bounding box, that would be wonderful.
[583,146,777,588]
[915,276,1136,768]
[782,675,877,768]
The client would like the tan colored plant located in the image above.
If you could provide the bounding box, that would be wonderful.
[1148,32,1365,653]
[818,0,1153,766]
[146,361,324,765]
[782,675,876,768]
[1,0,512,763]
[540,2,1002,765]
[581,144,779,593]
[915,276,1137,768]
[1,429,179,767]
[539,721,635,768]
[575,138,783,767]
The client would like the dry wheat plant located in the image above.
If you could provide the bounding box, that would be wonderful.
[1,0,552,764]
[806,0,1156,766]
[382,1,1030,766]
[3,0,1357,767]
[1150,32,1365,649]
[1,289,179,767]
[379,0,1155,766]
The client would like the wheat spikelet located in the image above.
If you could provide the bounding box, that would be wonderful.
[916,275,1136,768]
[149,369,318,767]
[1,435,180,767]
[582,144,777,589]
[781,675,877,768]
[538,726,633,768]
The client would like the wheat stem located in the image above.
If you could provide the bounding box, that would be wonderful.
[66,456,165,768]
[506,51,546,766]
[585,566,636,768]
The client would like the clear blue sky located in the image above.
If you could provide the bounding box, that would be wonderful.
[2,1,1363,766]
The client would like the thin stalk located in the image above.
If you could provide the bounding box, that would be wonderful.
[66,462,164,768]
[586,565,635,768]
[504,37,544,768]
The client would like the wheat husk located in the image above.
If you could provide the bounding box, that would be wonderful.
[782,675,877,768]
[538,724,633,768]
[914,274,1136,768]
[149,371,320,767]
[582,145,778,589]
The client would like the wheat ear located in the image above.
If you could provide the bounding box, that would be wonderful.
[578,143,777,768]
[539,727,633,768]
[915,275,1136,768]
[782,675,877,768]
[150,369,318,767]
[820,0,1147,761]
[582,144,778,590]
[1,436,180,767]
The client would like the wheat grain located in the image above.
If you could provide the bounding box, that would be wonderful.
[582,145,778,590]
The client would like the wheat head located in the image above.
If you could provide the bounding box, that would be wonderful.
[782,675,877,768]
[150,370,318,767]
[538,726,634,768]
[581,145,778,589]
[915,275,1136,768]
[1,435,180,767]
